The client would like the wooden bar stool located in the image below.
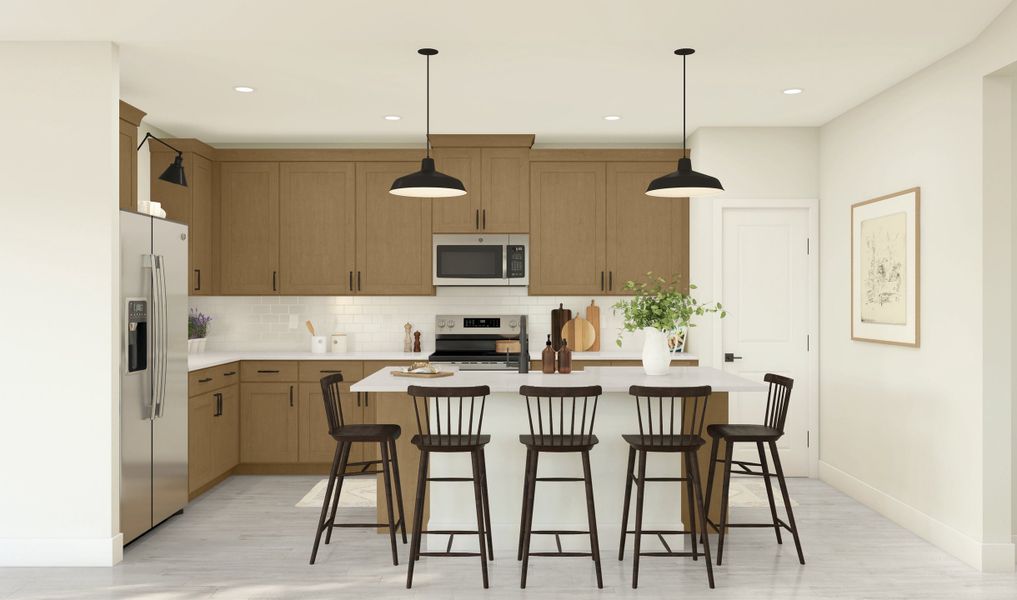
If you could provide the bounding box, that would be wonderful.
[704,373,805,565]
[405,385,493,589]
[517,385,604,589]
[310,373,407,565]
[618,385,715,589]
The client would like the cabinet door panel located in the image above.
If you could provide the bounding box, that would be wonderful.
[431,148,482,233]
[529,162,606,294]
[355,163,433,295]
[298,382,363,466]
[220,162,280,294]
[118,120,137,211]
[280,162,356,294]
[213,385,240,476]
[188,393,216,492]
[240,383,298,463]
[189,154,214,295]
[481,148,529,233]
[605,162,689,293]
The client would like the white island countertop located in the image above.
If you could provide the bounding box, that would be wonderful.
[187,350,697,372]
[350,365,762,394]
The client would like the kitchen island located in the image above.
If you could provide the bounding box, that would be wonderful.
[351,366,765,553]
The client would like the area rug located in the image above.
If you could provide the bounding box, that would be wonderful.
[727,480,799,508]
[296,478,377,508]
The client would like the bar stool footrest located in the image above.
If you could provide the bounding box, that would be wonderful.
[526,551,594,558]
[417,551,483,558]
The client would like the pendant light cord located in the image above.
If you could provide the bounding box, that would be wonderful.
[426,53,431,158]
[682,52,687,159]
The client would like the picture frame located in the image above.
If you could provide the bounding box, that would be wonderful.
[851,187,920,347]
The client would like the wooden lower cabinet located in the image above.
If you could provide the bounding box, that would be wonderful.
[188,392,217,492]
[213,385,240,475]
[240,382,299,463]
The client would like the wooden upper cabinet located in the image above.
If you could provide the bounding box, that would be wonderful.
[189,154,214,295]
[279,162,356,295]
[220,162,280,294]
[355,162,434,295]
[431,148,482,233]
[605,163,690,294]
[150,150,193,224]
[481,148,529,233]
[528,162,606,295]
[118,101,144,212]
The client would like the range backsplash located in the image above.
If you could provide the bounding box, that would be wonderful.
[188,287,646,354]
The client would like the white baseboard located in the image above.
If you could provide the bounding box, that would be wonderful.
[0,533,123,566]
[819,461,1014,572]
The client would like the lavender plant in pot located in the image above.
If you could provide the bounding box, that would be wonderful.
[188,310,212,353]
[613,273,725,375]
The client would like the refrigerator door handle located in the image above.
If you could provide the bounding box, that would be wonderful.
[153,254,168,419]
[158,254,169,418]
[144,254,159,421]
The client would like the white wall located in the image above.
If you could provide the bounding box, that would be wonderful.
[0,43,122,565]
[687,127,820,367]
[818,3,1017,571]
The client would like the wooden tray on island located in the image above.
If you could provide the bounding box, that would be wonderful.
[391,370,455,379]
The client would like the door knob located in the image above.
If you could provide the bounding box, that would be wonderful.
[724,352,743,363]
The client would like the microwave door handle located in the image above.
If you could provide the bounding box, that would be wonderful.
[502,244,508,281]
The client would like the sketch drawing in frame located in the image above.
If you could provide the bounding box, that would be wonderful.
[851,187,920,347]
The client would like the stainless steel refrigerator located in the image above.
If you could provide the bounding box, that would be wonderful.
[120,210,189,544]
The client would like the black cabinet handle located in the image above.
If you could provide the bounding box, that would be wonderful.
[356,392,361,408]
[213,393,222,417]
[257,369,280,374]
[482,209,486,229]
[320,369,341,374]
[272,271,277,292]
[600,272,604,291]
[609,271,613,291]
[364,394,369,408]
[223,371,237,376]
[194,269,201,291]
[724,353,743,363]
[289,385,294,407]
[348,271,353,291]
[357,271,361,291]
[475,209,479,230]
[198,377,213,383]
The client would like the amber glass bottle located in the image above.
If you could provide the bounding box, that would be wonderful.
[541,335,556,374]
[557,338,572,374]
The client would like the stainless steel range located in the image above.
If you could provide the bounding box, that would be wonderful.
[429,314,528,371]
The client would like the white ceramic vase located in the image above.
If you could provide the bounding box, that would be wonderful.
[641,327,672,376]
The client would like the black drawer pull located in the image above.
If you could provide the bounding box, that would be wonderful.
[320,369,341,374]
[198,377,213,383]
[257,369,280,374]
[223,371,237,376]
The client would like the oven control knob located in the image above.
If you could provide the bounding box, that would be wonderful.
[509,320,518,328]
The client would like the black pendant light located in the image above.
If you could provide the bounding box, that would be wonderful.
[390,48,466,198]
[646,48,723,198]
[138,132,188,187]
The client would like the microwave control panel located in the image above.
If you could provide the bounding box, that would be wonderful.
[507,245,526,278]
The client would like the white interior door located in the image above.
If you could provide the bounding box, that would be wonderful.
[719,205,814,476]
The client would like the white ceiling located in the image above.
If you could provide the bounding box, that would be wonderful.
[1,0,1010,145]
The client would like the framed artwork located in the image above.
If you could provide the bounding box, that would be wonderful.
[851,187,920,346]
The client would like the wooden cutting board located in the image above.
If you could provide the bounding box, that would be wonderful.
[561,315,596,352]
[391,370,454,378]
[586,300,601,351]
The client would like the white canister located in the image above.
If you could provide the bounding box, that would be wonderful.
[330,334,348,354]
[310,336,327,354]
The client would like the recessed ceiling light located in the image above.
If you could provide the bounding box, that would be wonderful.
[783,88,803,95]
[233,86,255,93]
[384,115,401,121]
[604,115,622,121]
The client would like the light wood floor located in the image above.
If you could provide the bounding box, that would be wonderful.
[1,475,1014,599]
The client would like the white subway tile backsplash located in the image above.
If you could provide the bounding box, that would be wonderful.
[189,290,644,354]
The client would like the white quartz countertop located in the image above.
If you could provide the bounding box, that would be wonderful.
[350,366,762,394]
[187,350,697,372]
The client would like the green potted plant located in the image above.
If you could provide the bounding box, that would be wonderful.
[613,273,725,375]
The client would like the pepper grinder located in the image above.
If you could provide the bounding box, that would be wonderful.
[413,331,421,353]
[541,334,556,374]
[557,338,572,374]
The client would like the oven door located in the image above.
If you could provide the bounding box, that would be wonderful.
[433,234,508,286]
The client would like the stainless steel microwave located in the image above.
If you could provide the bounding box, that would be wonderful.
[432,234,529,286]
